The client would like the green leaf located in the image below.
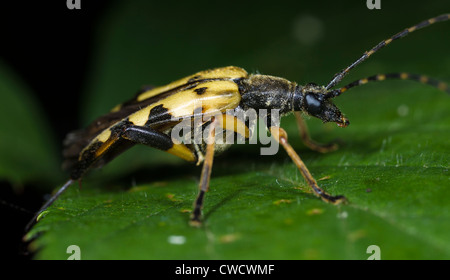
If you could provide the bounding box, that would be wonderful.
[27,84,450,259]
[26,1,449,259]
[0,60,61,187]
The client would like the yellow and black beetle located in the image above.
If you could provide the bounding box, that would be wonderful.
[27,14,449,230]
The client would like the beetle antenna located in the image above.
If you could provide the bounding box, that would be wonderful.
[325,14,450,90]
[325,72,450,98]
[25,179,74,232]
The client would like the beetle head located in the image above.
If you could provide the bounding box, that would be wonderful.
[293,83,349,127]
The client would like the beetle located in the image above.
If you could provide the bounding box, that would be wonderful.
[26,14,449,230]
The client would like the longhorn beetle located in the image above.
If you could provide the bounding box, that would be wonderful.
[26,14,449,230]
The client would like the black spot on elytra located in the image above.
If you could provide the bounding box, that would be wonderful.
[194,87,207,95]
[146,104,172,125]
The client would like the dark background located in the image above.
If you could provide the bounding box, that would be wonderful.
[0,1,109,140]
[0,0,448,259]
[0,1,112,259]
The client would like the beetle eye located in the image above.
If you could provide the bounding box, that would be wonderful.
[305,94,322,115]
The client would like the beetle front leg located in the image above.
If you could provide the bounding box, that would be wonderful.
[270,126,347,204]
[294,112,338,153]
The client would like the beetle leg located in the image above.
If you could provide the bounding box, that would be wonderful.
[294,112,338,153]
[122,125,196,163]
[189,117,219,226]
[269,126,347,204]
[25,179,75,232]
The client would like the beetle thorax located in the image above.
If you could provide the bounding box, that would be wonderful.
[238,74,297,115]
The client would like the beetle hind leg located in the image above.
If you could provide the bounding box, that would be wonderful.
[295,112,339,153]
[122,125,196,163]
[25,179,75,232]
